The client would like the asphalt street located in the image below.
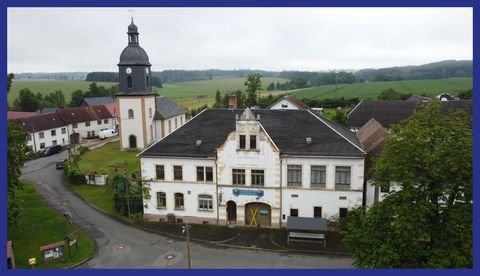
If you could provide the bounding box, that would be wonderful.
[20,150,354,268]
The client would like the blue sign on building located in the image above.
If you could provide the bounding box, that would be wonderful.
[232,189,264,198]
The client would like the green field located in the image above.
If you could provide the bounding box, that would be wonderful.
[156,77,289,109]
[8,182,94,269]
[291,77,472,100]
[8,79,117,107]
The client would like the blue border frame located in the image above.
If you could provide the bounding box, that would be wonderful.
[1,0,477,275]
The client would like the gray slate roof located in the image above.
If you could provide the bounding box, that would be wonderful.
[80,97,114,106]
[153,96,186,120]
[141,109,364,158]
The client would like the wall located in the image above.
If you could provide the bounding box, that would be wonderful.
[118,96,155,149]
[27,126,69,152]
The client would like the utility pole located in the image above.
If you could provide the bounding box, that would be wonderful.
[124,160,131,218]
[182,223,192,269]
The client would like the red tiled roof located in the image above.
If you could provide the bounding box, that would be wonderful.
[104,102,119,117]
[56,105,113,124]
[356,118,388,155]
[7,111,40,120]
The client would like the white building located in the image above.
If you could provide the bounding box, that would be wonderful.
[140,108,365,228]
[268,95,310,110]
[56,105,115,143]
[10,113,69,153]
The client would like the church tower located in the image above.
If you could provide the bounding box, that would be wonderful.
[117,19,156,149]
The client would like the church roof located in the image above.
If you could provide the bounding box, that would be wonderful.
[118,46,151,66]
[153,96,186,120]
[80,97,115,106]
[140,109,364,158]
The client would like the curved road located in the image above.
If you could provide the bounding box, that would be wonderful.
[20,151,353,268]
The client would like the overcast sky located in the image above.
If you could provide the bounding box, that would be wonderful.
[7,7,472,73]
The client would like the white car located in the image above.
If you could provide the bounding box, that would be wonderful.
[99,129,118,140]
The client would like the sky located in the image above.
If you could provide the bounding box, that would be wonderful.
[7,7,473,73]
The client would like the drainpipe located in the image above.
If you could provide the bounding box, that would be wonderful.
[279,156,283,228]
[215,151,219,225]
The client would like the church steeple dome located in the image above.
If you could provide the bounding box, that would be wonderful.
[117,19,153,95]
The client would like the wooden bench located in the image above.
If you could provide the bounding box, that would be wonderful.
[288,231,326,247]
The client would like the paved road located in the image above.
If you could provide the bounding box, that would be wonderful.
[20,151,353,268]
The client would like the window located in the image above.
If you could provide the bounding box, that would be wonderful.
[156,192,166,208]
[173,166,183,181]
[128,109,134,119]
[146,76,149,87]
[311,166,326,188]
[92,131,95,137]
[290,209,299,217]
[28,134,32,141]
[197,167,214,182]
[61,128,66,134]
[85,121,91,127]
[97,120,102,125]
[168,120,172,133]
[339,208,348,219]
[127,76,132,88]
[174,193,184,209]
[52,140,57,146]
[314,207,322,218]
[73,123,78,129]
[335,166,351,190]
[149,108,152,118]
[62,138,65,144]
[39,132,44,139]
[180,116,183,125]
[232,169,245,185]
[51,130,56,136]
[40,142,45,149]
[198,195,213,211]
[175,118,178,129]
[87,131,91,138]
[155,165,164,180]
[197,167,205,181]
[239,135,246,149]
[205,167,213,182]
[287,165,302,186]
[251,170,264,186]
[104,119,108,124]
[380,183,390,193]
[250,135,257,149]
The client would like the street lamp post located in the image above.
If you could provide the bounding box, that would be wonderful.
[182,223,192,269]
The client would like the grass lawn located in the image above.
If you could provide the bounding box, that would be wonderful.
[8,182,94,269]
[71,141,139,222]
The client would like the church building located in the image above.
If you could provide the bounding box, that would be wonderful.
[116,19,185,150]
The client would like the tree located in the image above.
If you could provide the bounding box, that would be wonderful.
[343,101,472,268]
[8,122,29,225]
[244,73,263,107]
[332,108,347,126]
[69,89,84,107]
[15,88,40,111]
[213,90,222,108]
[44,90,66,108]
[377,88,411,100]
[112,175,144,216]
[457,89,472,100]
[7,73,14,93]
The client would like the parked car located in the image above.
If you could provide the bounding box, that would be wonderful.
[55,160,65,169]
[99,129,118,140]
[38,145,62,157]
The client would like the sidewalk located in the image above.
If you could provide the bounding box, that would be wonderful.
[135,221,351,256]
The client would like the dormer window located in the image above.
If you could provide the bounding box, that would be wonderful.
[239,135,246,149]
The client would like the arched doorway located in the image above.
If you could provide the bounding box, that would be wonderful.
[245,202,271,227]
[226,201,237,223]
[129,135,137,148]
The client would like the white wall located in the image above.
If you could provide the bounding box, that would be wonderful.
[27,126,69,152]
[142,157,217,221]
[118,96,155,149]
[281,156,364,221]
[67,118,114,141]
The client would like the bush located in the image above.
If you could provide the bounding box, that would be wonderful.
[78,146,90,155]
[63,160,87,185]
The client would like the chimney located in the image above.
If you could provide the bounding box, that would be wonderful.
[228,95,237,109]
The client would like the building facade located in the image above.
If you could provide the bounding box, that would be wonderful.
[140,108,365,228]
